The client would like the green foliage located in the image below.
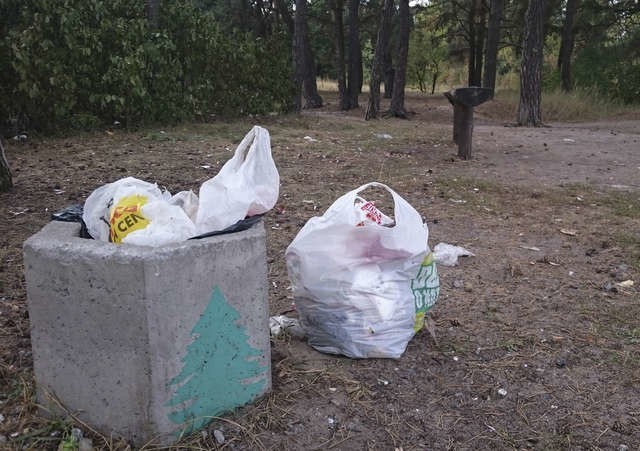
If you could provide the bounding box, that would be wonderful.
[572,43,640,104]
[0,0,294,133]
[407,10,449,93]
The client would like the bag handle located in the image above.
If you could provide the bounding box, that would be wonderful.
[226,125,268,169]
[353,182,422,228]
[322,182,424,238]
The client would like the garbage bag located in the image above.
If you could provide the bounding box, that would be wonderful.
[81,125,280,246]
[195,125,279,235]
[285,182,440,359]
[82,177,197,246]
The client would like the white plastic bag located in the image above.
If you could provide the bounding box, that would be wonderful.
[433,242,475,266]
[82,125,280,246]
[195,125,279,234]
[285,182,440,359]
[82,177,197,246]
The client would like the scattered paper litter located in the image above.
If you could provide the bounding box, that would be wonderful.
[433,243,475,267]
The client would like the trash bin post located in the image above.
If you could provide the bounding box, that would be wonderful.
[24,221,271,446]
[444,87,493,160]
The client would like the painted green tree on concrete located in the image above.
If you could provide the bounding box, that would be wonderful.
[166,286,267,434]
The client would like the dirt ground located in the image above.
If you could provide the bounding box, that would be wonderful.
[1,92,639,450]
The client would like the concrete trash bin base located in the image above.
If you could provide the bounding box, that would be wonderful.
[23,220,271,445]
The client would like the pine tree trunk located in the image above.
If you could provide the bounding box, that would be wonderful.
[346,0,361,108]
[0,138,13,192]
[558,0,578,92]
[329,0,349,110]
[473,0,486,87]
[483,0,504,95]
[468,0,485,87]
[383,49,394,99]
[365,0,394,120]
[388,0,410,118]
[467,2,476,86]
[294,0,323,111]
[517,0,546,126]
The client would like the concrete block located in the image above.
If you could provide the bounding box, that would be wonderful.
[23,221,271,445]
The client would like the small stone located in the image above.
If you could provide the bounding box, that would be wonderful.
[0,413,4,423]
[556,358,566,368]
[618,445,628,451]
[453,279,464,289]
[497,388,507,397]
[213,429,225,445]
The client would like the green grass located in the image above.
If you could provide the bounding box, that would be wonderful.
[603,192,640,218]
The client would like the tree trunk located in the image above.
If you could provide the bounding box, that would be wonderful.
[388,0,410,118]
[517,0,546,126]
[473,0,486,87]
[467,1,476,86]
[468,0,485,87]
[346,0,361,108]
[145,0,160,29]
[365,0,394,120]
[558,0,578,92]
[294,0,323,111]
[483,0,504,96]
[0,138,12,192]
[329,0,349,110]
[383,48,394,99]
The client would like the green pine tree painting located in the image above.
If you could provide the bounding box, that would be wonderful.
[165,286,267,435]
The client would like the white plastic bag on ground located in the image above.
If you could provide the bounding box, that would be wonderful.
[285,182,440,359]
[433,242,475,266]
[195,125,279,234]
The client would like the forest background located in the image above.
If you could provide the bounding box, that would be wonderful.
[0,0,638,137]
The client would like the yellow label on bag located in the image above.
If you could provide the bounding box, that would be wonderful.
[109,194,150,243]
[411,252,440,332]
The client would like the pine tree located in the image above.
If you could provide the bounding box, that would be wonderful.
[166,286,268,435]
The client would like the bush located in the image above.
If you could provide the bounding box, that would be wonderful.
[0,0,294,133]
[572,44,640,105]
